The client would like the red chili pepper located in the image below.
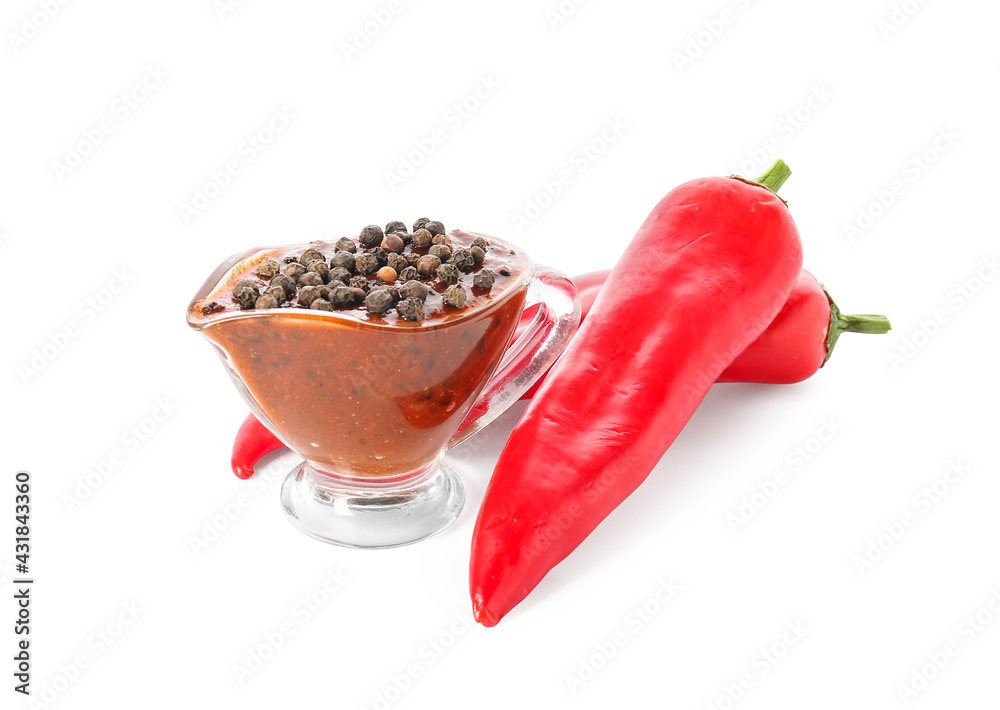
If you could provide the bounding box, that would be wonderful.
[718,269,890,383]
[230,269,888,478]
[231,413,285,480]
[469,161,804,626]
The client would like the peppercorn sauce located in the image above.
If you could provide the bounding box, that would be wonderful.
[189,231,529,477]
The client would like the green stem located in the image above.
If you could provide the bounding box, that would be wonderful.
[753,159,792,194]
[729,159,792,203]
[823,292,892,366]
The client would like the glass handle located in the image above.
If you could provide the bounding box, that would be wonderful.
[447,266,580,450]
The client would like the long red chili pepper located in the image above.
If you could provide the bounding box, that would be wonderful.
[229,269,888,478]
[469,161,804,626]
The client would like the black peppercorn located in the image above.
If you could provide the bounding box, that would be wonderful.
[350,287,366,302]
[331,285,356,307]
[416,254,441,278]
[398,280,428,301]
[310,299,334,311]
[387,252,408,273]
[412,217,430,232]
[424,220,445,236]
[397,297,425,322]
[404,252,421,266]
[263,285,287,303]
[442,284,467,308]
[307,260,330,282]
[370,247,389,267]
[257,258,280,279]
[255,294,279,309]
[284,262,307,281]
[428,244,452,261]
[385,220,406,234]
[473,269,496,290]
[355,253,379,275]
[233,279,259,308]
[470,246,486,263]
[431,234,451,246]
[471,237,489,251]
[360,224,384,247]
[411,229,433,249]
[331,250,356,271]
[335,237,357,253]
[451,248,475,272]
[270,273,296,297]
[298,285,321,307]
[300,249,325,266]
[365,288,394,314]
[329,266,353,285]
[298,271,324,288]
[349,275,369,292]
[399,266,418,281]
[436,263,460,284]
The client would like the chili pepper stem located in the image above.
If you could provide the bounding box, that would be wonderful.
[729,159,792,202]
[753,159,793,194]
[823,291,892,365]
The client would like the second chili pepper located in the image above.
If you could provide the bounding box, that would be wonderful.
[520,269,889,392]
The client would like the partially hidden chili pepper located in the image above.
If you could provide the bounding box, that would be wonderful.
[716,269,890,383]
[229,266,889,479]
[469,160,804,626]
[516,269,890,392]
[231,414,286,480]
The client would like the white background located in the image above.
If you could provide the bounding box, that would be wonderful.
[3,0,998,708]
